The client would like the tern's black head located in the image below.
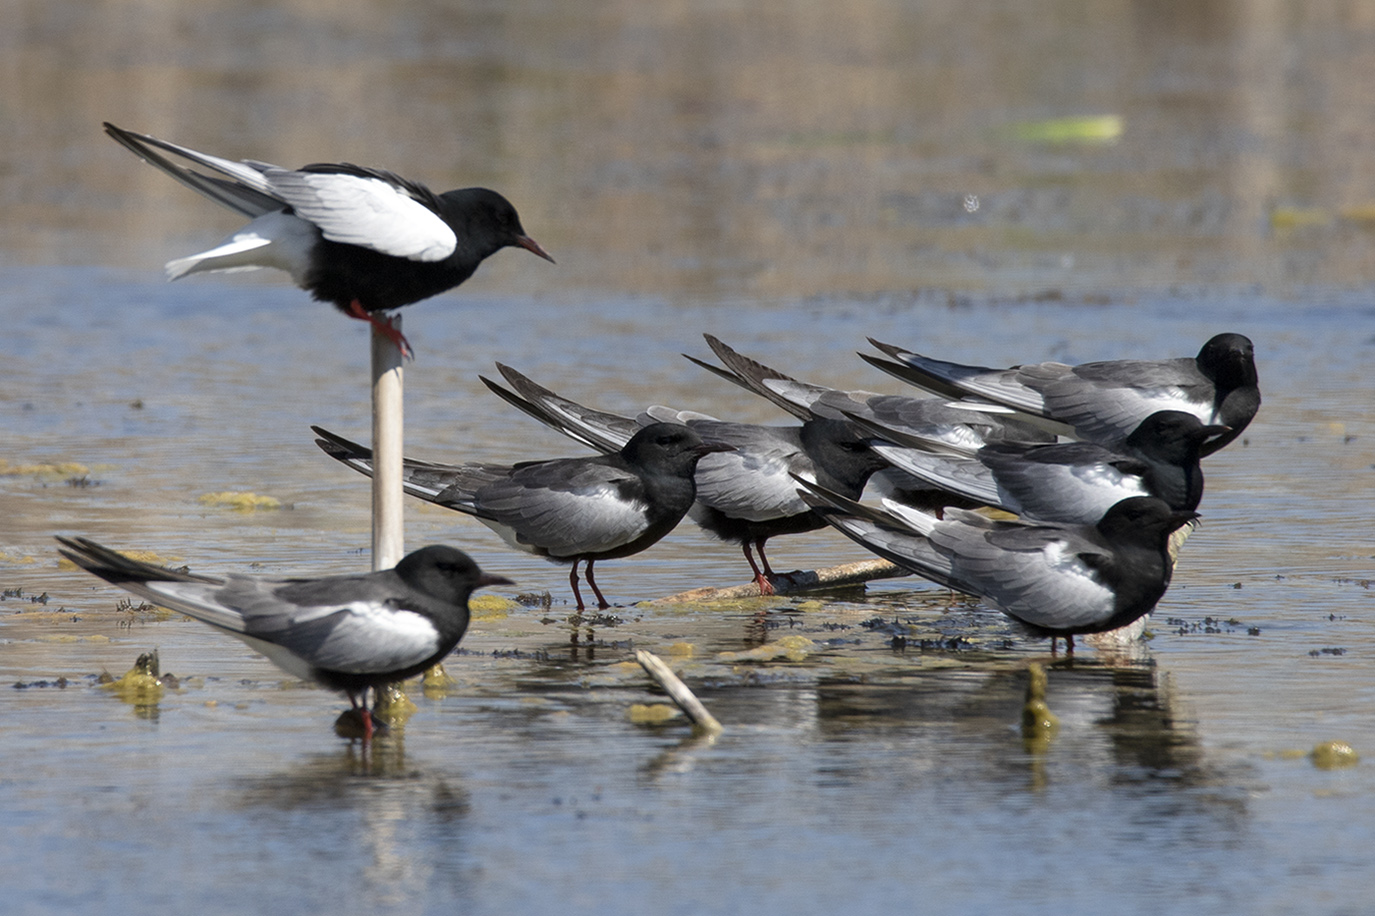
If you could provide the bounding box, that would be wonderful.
[438,188,555,263]
[394,545,512,604]
[1095,497,1200,547]
[1197,333,1257,388]
[1125,411,1230,462]
[800,418,890,492]
[621,423,729,476]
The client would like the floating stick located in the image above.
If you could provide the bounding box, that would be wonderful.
[646,558,904,604]
[635,649,723,735]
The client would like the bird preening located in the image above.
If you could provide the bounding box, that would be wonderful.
[104,123,554,357]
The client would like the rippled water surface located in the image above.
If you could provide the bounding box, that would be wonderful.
[4,3,1375,915]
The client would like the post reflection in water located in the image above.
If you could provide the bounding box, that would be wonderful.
[233,739,476,904]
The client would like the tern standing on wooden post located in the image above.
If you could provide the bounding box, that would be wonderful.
[103,123,554,359]
[103,122,555,568]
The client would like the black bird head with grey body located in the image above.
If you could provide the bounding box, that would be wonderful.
[797,484,1199,652]
[479,363,893,595]
[867,409,1226,525]
[56,537,510,738]
[313,422,725,610]
[862,332,1259,457]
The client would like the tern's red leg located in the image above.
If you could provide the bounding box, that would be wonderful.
[760,537,808,591]
[743,542,775,596]
[584,560,610,610]
[347,691,375,741]
[756,538,778,579]
[569,560,586,611]
[346,300,413,360]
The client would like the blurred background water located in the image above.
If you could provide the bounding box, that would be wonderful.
[3,2,1375,914]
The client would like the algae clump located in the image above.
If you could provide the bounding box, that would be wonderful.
[1310,740,1359,770]
[100,650,164,706]
[1021,663,1060,748]
[197,491,283,511]
[1007,114,1123,144]
[0,459,91,480]
[372,684,419,729]
[420,662,458,699]
[628,703,681,725]
[469,594,516,620]
[719,635,816,663]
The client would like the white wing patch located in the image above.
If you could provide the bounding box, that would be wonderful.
[479,484,653,557]
[305,603,442,674]
[1039,539,1087,575]
[994,539,1115,629]
[268,170,458,262]
[1065,462,1144,499]
[135,582,443,679]
[694,451,804,521]
[222,606,441,679]
[535,487,652,556]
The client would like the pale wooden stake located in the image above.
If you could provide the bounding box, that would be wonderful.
[370,317,405,571]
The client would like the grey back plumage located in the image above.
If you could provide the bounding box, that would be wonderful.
[875,410,1222,523]
[797,485,1198,638]
[313,423,713,563]
[862,333,1259,455]
[55,537,506,685]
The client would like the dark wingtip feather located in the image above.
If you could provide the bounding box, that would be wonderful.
[311,426,371,460]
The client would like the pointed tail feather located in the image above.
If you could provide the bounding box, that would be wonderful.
[103,122,283,217]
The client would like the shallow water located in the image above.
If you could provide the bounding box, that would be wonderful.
[5,3,1375,915]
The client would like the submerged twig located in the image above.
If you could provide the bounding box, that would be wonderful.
[634,649,723,735]
[646,558,905,604]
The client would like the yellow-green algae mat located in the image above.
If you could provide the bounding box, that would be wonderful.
[1264,741,1362,770]
[196,491,285,511]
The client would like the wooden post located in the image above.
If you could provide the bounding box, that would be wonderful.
[370,317,405,571]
